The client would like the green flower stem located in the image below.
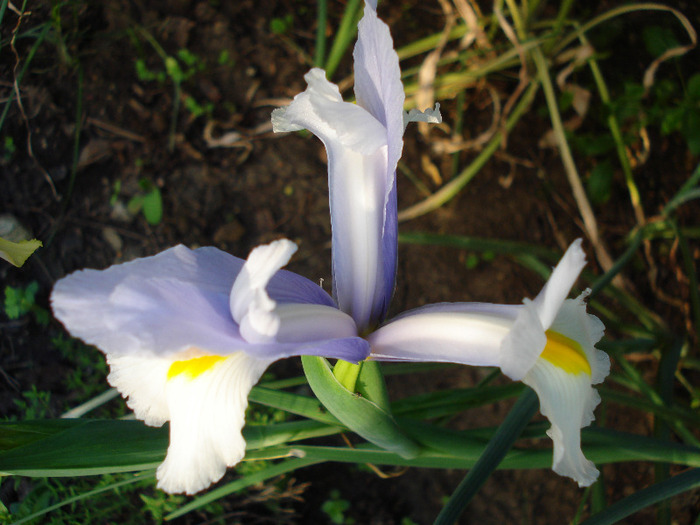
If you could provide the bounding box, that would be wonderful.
[332,360,363,393]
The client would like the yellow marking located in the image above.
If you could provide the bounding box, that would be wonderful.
[167,355,225,380]
[541,330,591,376]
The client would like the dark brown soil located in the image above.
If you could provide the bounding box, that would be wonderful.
[2,1,699,524]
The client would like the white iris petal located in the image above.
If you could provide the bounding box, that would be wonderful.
[369,240,609,487]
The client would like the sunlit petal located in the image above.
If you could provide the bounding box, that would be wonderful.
[51,246,247,357]
[158,350,272,494]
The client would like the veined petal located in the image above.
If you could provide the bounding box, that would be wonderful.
[230,239,297,325]
[159,350,272,494]
[106,354,171,426]
[524,296,607,486]
[353,0,404,176]
[51,246,248,357]
[532,239,586,329]
[499,239,587,380]
[368,302,519,365]
[272,68,394,330]
[272,69,387,155]
[105,348,272,494]
[522,359,600,486]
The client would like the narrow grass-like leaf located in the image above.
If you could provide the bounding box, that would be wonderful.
[0,419,340,477]
[398,81,540,220]
[392,382,524,420]
[398,232,557,260]
[323,0,362,78]
[580,469,700,525]
[244,419,341,450]
[248,386,340,426]
[242,425,700,471]
[0,420,167,476]
[11,471,155,525]
[433,389,539,525]
[314,0,327,67]
[165,458,320,520]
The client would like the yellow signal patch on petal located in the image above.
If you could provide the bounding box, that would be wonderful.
[167,355,226,380]
[541,330,591,376]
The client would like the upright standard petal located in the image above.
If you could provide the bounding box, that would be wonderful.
[52,240,369,494]
[273,67,391,331]
[273,1,441,332]
[368,240,609,486]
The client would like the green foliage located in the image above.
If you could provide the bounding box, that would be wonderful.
[464,250,495,270]
[270,14,294,35]
[52,333,109,402]
[134,58,166,83]
[12,386,53,420]
[134,48,204,86]
[139,491,186,522]
[3,281,48,325]
[321,489,353,525]
[586,161,614,205]
[642,25,680,58]
[184,95,213,118]
[127,178,163,226]
[217,49,234,66]
[2,135,15,161]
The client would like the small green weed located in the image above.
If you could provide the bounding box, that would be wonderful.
[321,489,353,525]
[270,14,294,35]
[126,178,164,226]
[13,386,53,420]
[2,136,16,161]
[3,282,49,326]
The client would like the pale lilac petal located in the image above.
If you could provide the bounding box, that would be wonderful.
[230,239,297,324]
[354,0,405,177]
[52,243,344,359]
[498,299,548,381]
[368,302,519,365]
[329,143,389,329]
[275,303,358,342]
[273,336,370,363]
[52,246,248,357]
[377,180,398,322]
[532,239,586,329]
[272,69,387,155]
[271,68,393,330]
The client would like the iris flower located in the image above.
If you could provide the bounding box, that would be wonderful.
[51,239,369,494]
[368,239,610,487]
[272,0,440,332]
